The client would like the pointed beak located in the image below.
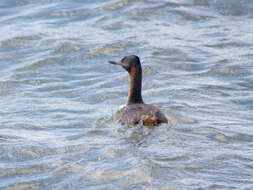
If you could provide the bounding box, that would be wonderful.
[108,60,121,65]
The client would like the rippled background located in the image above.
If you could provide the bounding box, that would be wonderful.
[1,0,253,189]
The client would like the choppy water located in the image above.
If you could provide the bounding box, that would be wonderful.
[1,0,253,189]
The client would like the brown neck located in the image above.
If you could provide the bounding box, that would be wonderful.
[126,66,144,105]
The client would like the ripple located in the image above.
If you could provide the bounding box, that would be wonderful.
[85,41,137,57]
[0,53,13,60]
[103,147,128,159]
[171,8,214,22]
[238,78,253,89]
[142,65,157,75]
[155,155,188,162]
[0,35,41,48]
[51,8,93,18]
[16,57,61,71]
[213,133,229,143]
[214,0,253,16]
[2,147,42,162]
[128,2,180,18]
[0,164,49,179]
[229,132,253,143]
[232,97,253,110]
[1,0,253,189]
[0,80,19,89]
[88,165,152,184]
[2,183,42,190]
[52,42,81,54]
[205,41,251,49]
[100,0,129,10]
[210,65,250,77]
[103,21,130,30]
[53,162,88,175]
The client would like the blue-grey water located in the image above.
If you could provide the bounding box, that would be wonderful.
[1,0,253,189]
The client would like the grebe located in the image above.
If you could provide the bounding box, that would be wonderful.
[109,55,168,126]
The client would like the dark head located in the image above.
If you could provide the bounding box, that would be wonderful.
[108,55,141,73]
[109,55,144,105]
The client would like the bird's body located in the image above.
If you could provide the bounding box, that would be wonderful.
[109,55,168,126]
[120,103,168,126]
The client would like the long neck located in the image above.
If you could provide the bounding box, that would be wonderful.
[126,66,144,105]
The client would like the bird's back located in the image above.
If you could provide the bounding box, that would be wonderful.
[120,103,168,126]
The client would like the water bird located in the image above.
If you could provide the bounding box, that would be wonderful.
[109,55,168,126]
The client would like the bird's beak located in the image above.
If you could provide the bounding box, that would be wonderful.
[108,61,121,65]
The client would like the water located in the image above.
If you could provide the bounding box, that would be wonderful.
[0,0,253,189]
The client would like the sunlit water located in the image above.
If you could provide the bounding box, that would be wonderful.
[1,0,253,189]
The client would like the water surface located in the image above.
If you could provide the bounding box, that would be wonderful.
[1,0,253,189]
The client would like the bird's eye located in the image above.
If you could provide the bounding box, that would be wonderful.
[121,57,126,63]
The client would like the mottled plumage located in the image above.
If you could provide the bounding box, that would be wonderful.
[120,104,168,126]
